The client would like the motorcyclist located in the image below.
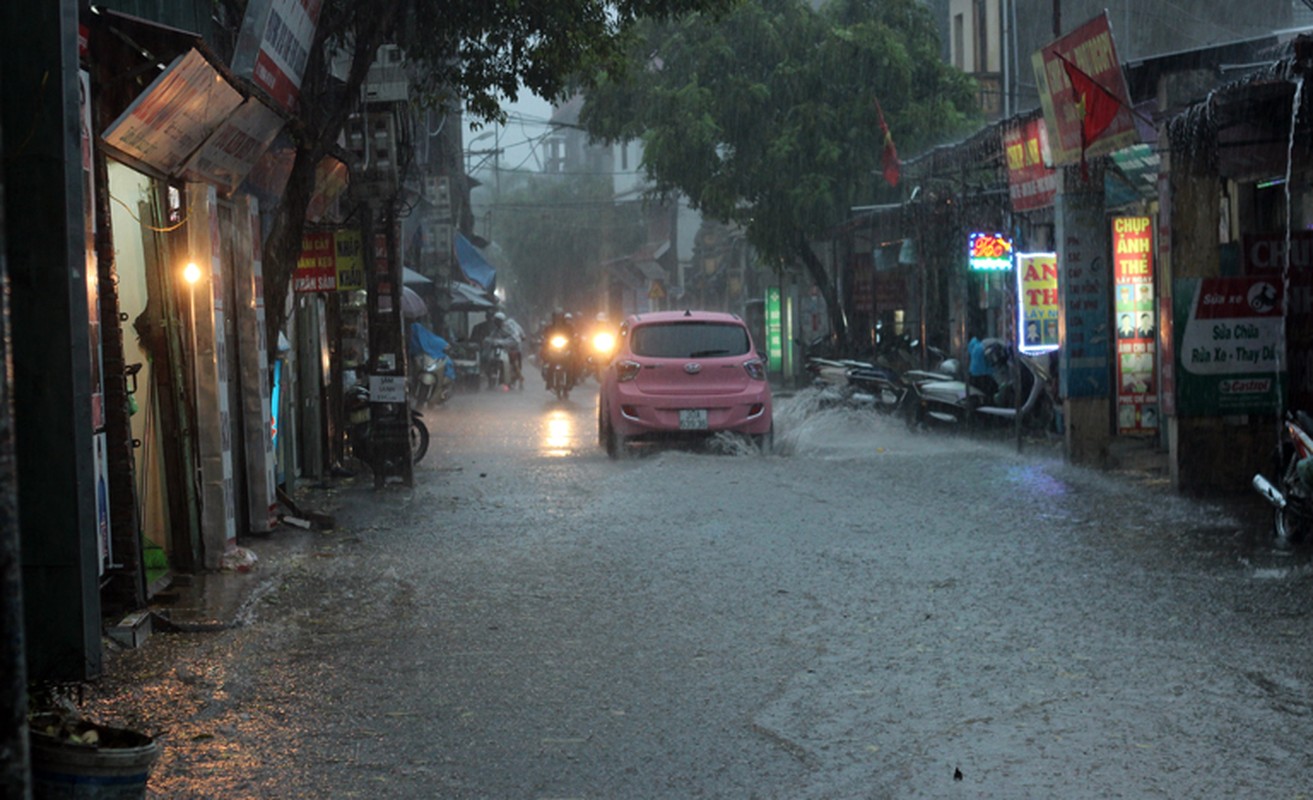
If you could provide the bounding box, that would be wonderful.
[539,311,578,389]
[483,311,522,390]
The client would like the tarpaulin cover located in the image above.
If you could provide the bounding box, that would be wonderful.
[455,232,496,290]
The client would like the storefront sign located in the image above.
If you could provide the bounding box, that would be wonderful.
[1057,190,1110,397]
[765,286,783,373]
[181,98,285,193]
[335,230,365,291]
[1112,216,1157,433]
[968,232,1014,271]
[1174,277,1284,416]
[1004,117,1056,211]
[232,0,322,112]
[1032,12,1137,166]
[1016,253,1059,353]
[294,230,336,292]
[102,49,243,176]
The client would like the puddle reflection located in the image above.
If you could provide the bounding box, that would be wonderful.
[540,409,576,457]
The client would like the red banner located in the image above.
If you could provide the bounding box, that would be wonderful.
[1032,13,1137,166]
[294,231,336,292]
[1112,216,1156,434]
[1004,117,1056,211]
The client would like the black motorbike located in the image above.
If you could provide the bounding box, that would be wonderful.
[345,382,429,466]
[542,333,574,400]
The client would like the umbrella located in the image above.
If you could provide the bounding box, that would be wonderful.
[401,286,428,318]
[403,266,433,285]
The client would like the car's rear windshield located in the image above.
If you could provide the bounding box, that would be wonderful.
[630,322,751,358]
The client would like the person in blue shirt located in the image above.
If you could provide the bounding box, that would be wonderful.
[967,336,998,402]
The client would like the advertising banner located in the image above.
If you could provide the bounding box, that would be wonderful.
[1004,117,1057,211]
[102,49,243,176]
[1174,277,1285,416]
[1112,217,1157,433]
[180,98,285,193]
[335,230,365,291]
[232,0,322,112]
[294,230,337,292]
[1017,253,1059,353]
[1032,12,1137,166]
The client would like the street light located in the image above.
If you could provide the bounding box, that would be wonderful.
[183,261,202,408]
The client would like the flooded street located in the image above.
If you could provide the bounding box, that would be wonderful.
[86,384,1313,798]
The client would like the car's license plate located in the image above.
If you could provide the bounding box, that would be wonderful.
[679,409,708,430]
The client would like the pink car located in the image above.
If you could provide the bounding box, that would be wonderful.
[598,310,773,457]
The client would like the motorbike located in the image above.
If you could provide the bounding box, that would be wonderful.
[483,341,515,389]
[585,328,617,381]
[843,334,939,415]
[447,341,481,391]
[409,352,452,407]
[1252,409,1313,543]
[906,339,1057,432]
[345,382,429,467]
[542,333,575,400]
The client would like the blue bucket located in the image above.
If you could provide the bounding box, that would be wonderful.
[30,721,160,800]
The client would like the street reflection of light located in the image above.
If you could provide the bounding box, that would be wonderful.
[541,410,574,457]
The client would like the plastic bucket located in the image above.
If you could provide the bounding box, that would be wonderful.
[30,725,160,800]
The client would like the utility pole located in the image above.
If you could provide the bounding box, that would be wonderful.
[1053,0,1061,37]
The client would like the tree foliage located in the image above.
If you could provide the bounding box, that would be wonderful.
[263,0,734,345]
[579,0,977,345]
[491,172,645,321]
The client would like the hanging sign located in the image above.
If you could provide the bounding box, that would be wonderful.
[1174,277,1284,416]
[968,232,1014,271]
[294,230,336,292]
[1016,253,1059,353]
[1113,216,1157,433]
[1004,117,1057,211]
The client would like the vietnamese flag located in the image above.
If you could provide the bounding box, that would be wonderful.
[1058,52,1122,178]
[875,97,899,187]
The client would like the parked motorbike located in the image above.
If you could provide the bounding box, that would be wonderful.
[345,382,429,467]
[843,334,936,415]
[447,341,481,391]
[1252,409,1313,543]
[409,352,452,407]
[542,333,574,400]
[906,339,1057,432]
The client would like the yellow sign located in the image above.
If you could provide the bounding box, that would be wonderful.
[648,280,665,300]
[334,230,364,291]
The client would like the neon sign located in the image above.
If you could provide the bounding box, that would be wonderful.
[968,232,1014,271]
[1016,252,1059,354]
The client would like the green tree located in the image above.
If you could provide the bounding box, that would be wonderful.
[492,172,646,320]
[262,0,734,346]
[580,0,977,347]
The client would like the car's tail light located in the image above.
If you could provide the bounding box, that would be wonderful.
[743,359,766,381]
[616,360,642,382]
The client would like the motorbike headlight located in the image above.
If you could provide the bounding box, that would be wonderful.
[592,331,616,355]
[550,335,569,350]
[420,373,436,385]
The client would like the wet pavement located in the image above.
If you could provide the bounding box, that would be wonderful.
[78,384,1313,799]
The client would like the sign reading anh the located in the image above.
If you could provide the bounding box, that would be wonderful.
[1016,253,1059,353]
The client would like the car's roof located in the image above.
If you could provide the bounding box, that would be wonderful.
[624,310,745,326]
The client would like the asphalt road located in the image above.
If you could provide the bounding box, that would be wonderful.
[84,382,1313,799]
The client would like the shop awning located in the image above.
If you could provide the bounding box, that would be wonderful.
[443,281,498,312]
[455,232,496,291]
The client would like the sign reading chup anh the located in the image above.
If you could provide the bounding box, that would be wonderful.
[969,232,1014,271]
